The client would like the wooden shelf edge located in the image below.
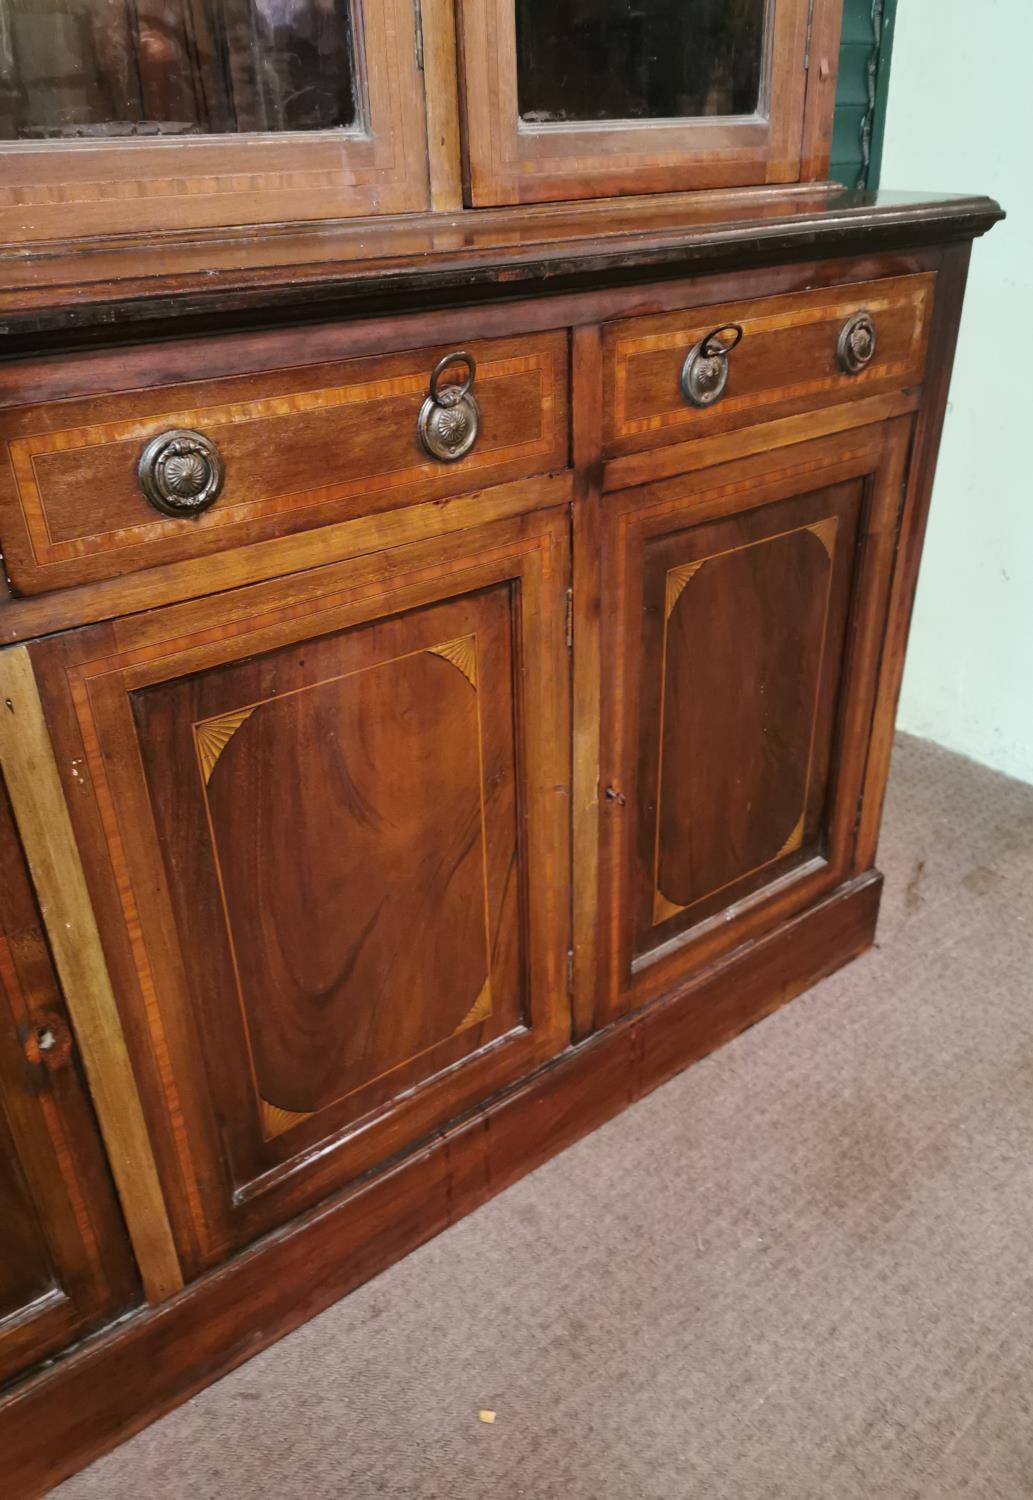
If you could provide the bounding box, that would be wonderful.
[0,189,1003,350]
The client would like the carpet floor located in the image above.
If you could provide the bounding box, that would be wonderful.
[57,733,1033,1499]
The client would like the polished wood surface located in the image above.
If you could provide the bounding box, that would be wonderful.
[0,188,1001,344]
[602,385,919,492]
[423,0,466,212]
[0,648,183,1303]
[29,506,571,1274]
[0,471,573,648]
[638,479,861,939]
[0,0,431,243]
[0,775,138,1388]
[570,323,605,1042]
[596,421,910,1023]
[0,330,568,596]
[0,172,994,1493]
[799,0,845,181]
[602,271,934,457]
[458,0,813,205]
[853,241,975,867]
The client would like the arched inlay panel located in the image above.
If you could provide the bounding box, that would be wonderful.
[31,504,571,1271]
[201,642,490,1116]
[633,478,864,957]
[655,523,835,915]
[131,580,524,1189]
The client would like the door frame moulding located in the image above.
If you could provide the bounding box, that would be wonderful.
[0,646,183,1303]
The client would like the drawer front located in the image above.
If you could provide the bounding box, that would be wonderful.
[602,273,935,459]
[0,331,569,596]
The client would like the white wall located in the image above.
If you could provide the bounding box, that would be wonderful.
[879,0,1033,783]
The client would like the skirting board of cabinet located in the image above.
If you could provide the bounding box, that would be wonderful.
[0,871,881,1498]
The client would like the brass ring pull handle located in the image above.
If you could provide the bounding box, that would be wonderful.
[837,311,877,375]
[417,350,480,462]
[680,322,744,409]
[138,428,225,519]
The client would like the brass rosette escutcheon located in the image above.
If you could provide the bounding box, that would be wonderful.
[680,322,744,409]
[837,311,878,375]
[138,429,226,519]
[417,351,481,462]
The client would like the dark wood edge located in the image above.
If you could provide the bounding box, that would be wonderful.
[0,870,882,1497]
[0,472,575,647]
[854,241,974,865]
[0,191,1003,351]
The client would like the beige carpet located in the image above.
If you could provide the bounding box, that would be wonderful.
[58,733,1033,1500]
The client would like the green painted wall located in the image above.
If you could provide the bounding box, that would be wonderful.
[880,0,1031,782]
[830,0,896,190]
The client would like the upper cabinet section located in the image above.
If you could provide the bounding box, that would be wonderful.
[0,0,842,241]
[0,0,431,241]
[458,0,815,204]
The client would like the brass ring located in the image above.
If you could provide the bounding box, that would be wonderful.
[700,323,744,359]
[428,350,477,406]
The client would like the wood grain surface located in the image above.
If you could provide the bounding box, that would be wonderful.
[0,648,182,1304]
[603,272,935,457]
[27,505,572,1275]
[0,331,568,596]
[458,0,813,205]
[0,0,430,243]
[595,421,911,1025]
[0,776,138,1388]
[0,212,988,1493]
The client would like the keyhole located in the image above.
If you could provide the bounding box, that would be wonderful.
[37,1026,57,1052]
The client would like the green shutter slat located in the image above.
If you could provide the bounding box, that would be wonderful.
[831,106,866,164]
[836,44,871,108]
[831,0,896,191]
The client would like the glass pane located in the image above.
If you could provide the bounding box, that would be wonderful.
[0,0,357,140]
[516,0,767,124]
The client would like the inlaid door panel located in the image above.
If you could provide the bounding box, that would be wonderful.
[640,481,860,943]
[29,507,571,1275]
[596,422,911,1025]
[0,779,138,1387]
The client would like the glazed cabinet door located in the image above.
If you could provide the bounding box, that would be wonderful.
[0,779,137,1389]
[458,0,814,204]
[0,0,431,243]
[596,423,911,1024]
[29,507,571,1276]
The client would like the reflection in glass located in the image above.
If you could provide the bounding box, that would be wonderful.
[0,0,357,140]
[516,0,766,124]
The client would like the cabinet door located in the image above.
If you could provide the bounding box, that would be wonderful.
[0,780,137,1388]
[458,0,812,204]
[30,507,571,1275]
[0,0,430,243]
[596,422,910,1024]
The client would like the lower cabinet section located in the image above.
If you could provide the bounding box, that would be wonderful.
[0,871,882,1499]
[596,422,911,1023]
[0,781,137,1390]
[29,506,572,1276]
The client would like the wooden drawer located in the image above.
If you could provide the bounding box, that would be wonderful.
[0,330,569,597]
[602,273,935,460]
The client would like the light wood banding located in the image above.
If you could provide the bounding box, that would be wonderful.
[0,647,182,1303]
[603,273,935,459]
[0,332,568,596]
